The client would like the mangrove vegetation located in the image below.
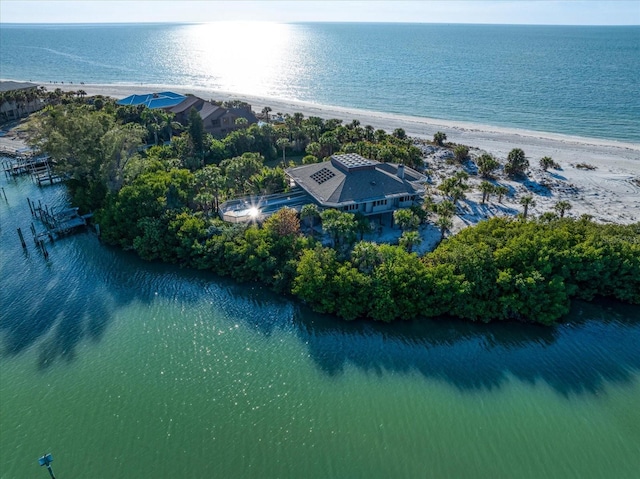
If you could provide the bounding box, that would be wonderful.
[24,98,640,325]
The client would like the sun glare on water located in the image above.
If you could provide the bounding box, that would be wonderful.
[178,22,299,97]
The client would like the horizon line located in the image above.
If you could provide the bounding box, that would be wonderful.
[1,20,639,27]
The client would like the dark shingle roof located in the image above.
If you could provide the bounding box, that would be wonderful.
[167,96,202,114]
[286,154,425,207]
[0,81,39,93]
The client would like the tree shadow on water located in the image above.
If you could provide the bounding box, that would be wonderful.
[0,235,155,370]
[292,299,640,398]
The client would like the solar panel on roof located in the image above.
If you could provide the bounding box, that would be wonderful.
[310,168,336,184]
[332,153,376,171]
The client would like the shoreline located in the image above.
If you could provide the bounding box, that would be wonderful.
[4,78,639,150]
[3,80,639,225]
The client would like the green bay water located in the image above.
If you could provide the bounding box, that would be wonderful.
[1,176,640,478]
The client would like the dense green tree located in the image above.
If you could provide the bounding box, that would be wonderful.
[220,152,264,196]
[100,123,147,192]
[292,246,341,314]
[188,107,204,161]
[96,168,194,248]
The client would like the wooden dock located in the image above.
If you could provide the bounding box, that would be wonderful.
[27,198,92,239]
[2,155,63,186]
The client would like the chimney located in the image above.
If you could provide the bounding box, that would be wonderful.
[397,164,405,179]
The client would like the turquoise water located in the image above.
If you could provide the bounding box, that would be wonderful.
[1,22,639,142]
[1,172,640,477]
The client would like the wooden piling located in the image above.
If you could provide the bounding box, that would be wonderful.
[27,197,35,216]
[30,223,37,244]
[38,239,49,259]
[1,187,6,202]
[17,228,26,248]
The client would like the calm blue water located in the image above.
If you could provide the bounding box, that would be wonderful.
[1,23,639,142]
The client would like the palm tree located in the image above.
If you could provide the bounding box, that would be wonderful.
[399,231,422,253]
[351,241,382,274]
[276,137,290,165]
[374,129,387,143]
[554,200,572,218]
[479,181,495,204]
[393,209,420,231]
[453,145,469,163]
[364,125,375,142]
[495,185,509,203]
[504,148,529,177]
[292,112,304,127]
[436,199,456,218]
[300,204,320,236]
[539,156,555,171]
[519,194,536,219]
[319,132,339,157]
[435,215,453,240]
[261,106,272,121]
[433,131,447,146]
[476,153,500,177]
[393,128,406,139]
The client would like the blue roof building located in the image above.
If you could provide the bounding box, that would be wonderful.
[116,91,186,109]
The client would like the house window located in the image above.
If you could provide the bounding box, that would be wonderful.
[211,119,221,127]
[343,204,359,211]
[373,199,387,207]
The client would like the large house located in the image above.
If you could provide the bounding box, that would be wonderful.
[0,81,45,123]
[219,154,426,224]
[285,154,426,215]
[116,92,257,137]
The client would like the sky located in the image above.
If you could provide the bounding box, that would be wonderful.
[1,1,639,25]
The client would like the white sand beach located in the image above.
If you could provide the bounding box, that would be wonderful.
[6,82,640,247]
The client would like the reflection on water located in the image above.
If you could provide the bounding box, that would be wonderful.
[1,175,639,399]
[294,300,640,397]
[2,173,640,479]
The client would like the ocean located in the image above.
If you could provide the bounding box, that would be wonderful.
[2,22,640,478]
[1,22,639,142]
